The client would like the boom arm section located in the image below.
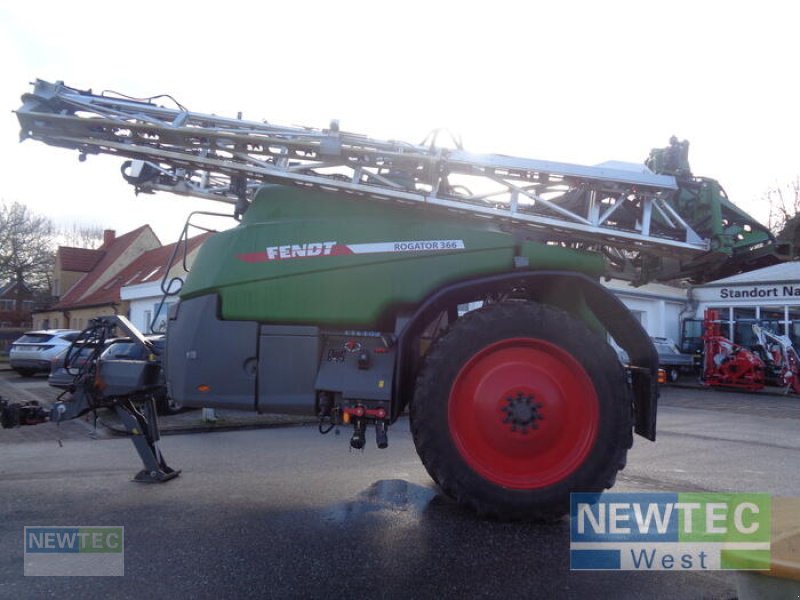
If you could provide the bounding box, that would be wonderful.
[15,80,789,283]
[645,138,792,281]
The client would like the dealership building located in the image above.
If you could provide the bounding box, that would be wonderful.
[690,261,800,347]
[603,261,800,349]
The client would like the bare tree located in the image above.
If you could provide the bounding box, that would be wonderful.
[766,177,800,234]
[57,222,105,249]
[763,178,800,256]
[0,201,56,292]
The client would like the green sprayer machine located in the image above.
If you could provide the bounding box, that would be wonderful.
[6,80,790,519]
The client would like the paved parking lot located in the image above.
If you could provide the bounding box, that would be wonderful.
[662,383,800,419]
[1,369,799,599]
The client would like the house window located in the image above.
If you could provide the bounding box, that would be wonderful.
[706,307,733,339]
[760,307,787,336]
[0,299,15,311]
[144,310,152,332]
[789,306,800,347]
[733,307,758,346]
[141,267,162,282]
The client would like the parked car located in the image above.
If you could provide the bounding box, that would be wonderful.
[651,336,695,382]
[9,329,82,377]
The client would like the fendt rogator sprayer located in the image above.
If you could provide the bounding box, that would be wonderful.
[4,80,791,519]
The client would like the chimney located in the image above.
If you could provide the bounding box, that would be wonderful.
[103,229,116,247]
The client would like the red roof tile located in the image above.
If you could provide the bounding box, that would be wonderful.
[58,247,104,272]
[54,225,157,309]
[56,232,212,310]
[0,280,32,298]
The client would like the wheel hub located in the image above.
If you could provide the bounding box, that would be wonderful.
[501,391,543,434]
[447,337,600,489]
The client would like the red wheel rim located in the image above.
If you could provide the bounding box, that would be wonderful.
[448,338,599,489]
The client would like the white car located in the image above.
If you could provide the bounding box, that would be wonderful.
[9,329,82,377]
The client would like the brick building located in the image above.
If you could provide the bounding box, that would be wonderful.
[0,280,35,328]
[0,280,36,355]
[33,227,210,331]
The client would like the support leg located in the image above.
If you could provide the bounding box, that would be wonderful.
[114,396,180,483]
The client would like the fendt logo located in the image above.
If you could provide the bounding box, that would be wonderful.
[570,493,771,571]
[266,241,337,260]
[237,239,466,263]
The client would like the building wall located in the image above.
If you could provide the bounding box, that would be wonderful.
[610,294,686,342]
[71,304,129,331]
[128,297,177,334]
[52,253,88,299]
[35,228,161,331]
[81,229,160,298]
[603,279,689,343]
[120,244,205,334]
[0,284,35,328]
[34,303,128,331]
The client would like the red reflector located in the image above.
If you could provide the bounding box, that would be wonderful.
[197,384,210,392]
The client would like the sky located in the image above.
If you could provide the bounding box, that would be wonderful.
[1,1,798,243]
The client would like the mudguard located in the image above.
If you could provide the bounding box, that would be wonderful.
[394,270,659,440]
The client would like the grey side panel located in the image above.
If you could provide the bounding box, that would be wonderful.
[316,335,394,402]
[257,325,320,415]
[98,360,160,397]
[166,294,258,410]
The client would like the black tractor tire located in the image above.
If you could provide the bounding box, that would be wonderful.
[410,301,633,521]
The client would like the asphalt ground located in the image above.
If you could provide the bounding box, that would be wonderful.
[1,368,799,599]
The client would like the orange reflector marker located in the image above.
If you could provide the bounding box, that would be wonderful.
[657,369,667,385]
[342,412,351,424]
[197,384,211,392]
